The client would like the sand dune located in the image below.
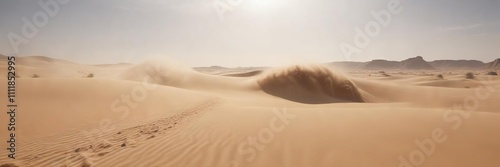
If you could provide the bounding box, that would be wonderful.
[223,70,262,77]
[1,56,500,167]
[257,65,364,104]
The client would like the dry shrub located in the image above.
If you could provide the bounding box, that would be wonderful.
[487,71,498,76]
[465,72,474,79]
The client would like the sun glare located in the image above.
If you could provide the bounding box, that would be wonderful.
[253,0,274,6]
[248,0,283,9]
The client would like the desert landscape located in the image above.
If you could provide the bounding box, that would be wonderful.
[0,54,499,167]
[2,0,500,166]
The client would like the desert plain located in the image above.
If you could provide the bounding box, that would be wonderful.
[1,55,500,167]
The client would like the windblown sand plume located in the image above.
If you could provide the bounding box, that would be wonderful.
[258,64,364,104]
[118,59,193,86]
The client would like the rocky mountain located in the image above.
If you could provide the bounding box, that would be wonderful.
[329,56,499,70]
[429,60,485,69]
[362,56,434,70]
[487,59,500,69]
[327,62,367,70]
[363,60,400,70]
[399,56,434,70]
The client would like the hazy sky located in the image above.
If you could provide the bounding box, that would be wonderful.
[1,0,499,67]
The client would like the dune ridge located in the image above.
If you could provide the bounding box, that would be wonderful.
[257,64,365,104]
[119,61,366,104]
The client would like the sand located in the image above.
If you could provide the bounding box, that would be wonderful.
[1,56,500,167]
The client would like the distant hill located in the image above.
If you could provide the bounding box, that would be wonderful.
[327,62,367,70]
[3,54,499,70]
[487,59,500,69]
[399,56,434,70]
[430,60,485,69]
[193,66,229,71]
[329,56,499,70]
[362,56,434,70]
[364,59,400,70]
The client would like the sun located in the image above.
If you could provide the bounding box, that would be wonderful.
[249,0,281,8]
[241,0,291,13]
[252,0,274,6]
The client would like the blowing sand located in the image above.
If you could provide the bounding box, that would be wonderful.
[1,57,500,167]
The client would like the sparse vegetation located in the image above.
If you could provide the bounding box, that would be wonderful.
[32,74,39,78]
[487,71,498,76]
[379,71,391,77]
[437,74,444,79]
[465,72,475,79]
[87,73,94,78]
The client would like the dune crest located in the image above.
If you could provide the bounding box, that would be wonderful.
[257,64,365,104]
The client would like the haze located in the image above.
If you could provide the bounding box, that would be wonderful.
[1,0,499,67]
